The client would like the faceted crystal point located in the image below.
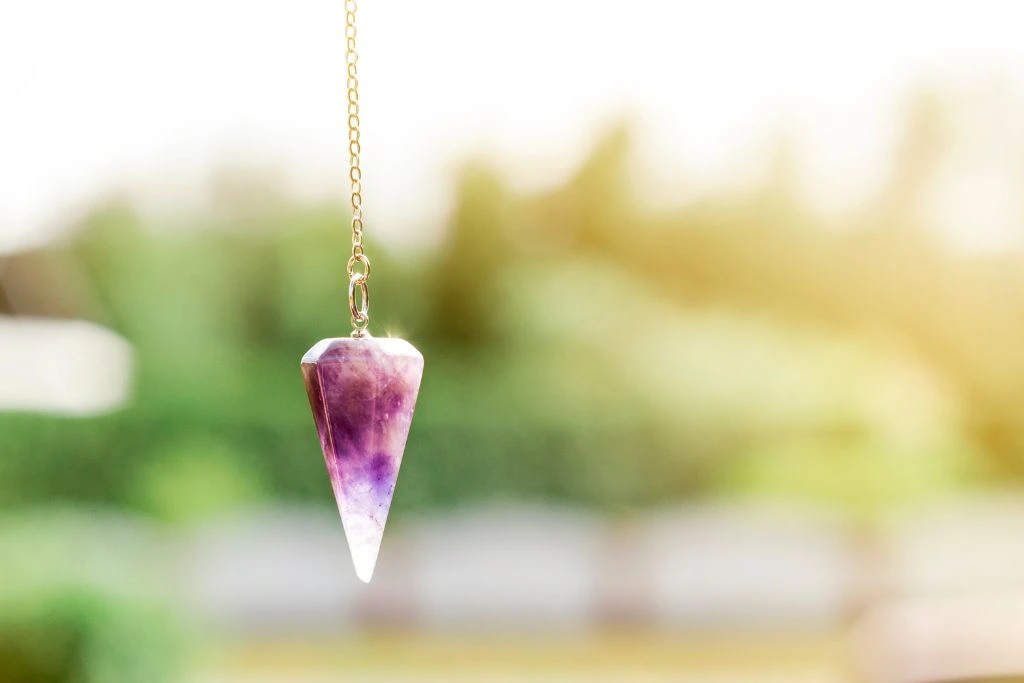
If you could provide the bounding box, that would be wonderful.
[301,336,423,582]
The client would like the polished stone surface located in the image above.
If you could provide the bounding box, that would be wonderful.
[301,336,423,582]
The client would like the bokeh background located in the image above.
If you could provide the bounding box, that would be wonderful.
[5,1,1024,681]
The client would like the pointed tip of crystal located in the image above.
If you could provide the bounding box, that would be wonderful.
[338,507,385,583]
[353,551,377,584]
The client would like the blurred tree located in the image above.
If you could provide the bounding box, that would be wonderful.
[426,164,516,347]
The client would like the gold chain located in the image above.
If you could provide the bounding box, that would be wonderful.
[345,0,371,336]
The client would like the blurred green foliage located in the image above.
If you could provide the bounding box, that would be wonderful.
[3,94,1023,519]
[0,590,180,683]
[0,513,182,683]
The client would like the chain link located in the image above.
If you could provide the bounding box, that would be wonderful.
[345,0,370,335]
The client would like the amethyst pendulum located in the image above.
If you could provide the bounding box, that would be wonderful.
[300,2,423,583]
[301,337,423,582]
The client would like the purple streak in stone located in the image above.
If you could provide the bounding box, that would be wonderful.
[301,336,423,582]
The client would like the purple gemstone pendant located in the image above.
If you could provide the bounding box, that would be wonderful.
[301,336,424,582]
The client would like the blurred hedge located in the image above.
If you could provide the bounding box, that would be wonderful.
[3,103,1023,518]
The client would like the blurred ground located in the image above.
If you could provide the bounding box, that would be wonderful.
[10,498,1024,681]
[190,633,846,683]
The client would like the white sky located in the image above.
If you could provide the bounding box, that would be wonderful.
[3,0,1024,254]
